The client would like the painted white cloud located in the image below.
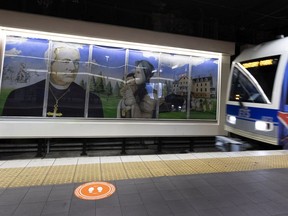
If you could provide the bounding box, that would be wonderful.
[5,48,22,56]
[52,42,84,50]
[160,53,190,68]
[6,37,28,44]
[142,51,159,60]
[191,58,206,66]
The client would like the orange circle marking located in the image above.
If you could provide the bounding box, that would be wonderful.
[74,182,116,200]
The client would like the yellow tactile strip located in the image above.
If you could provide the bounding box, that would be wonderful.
[2,154,288,188]
[74,164,101,183]
[123,162,154,179]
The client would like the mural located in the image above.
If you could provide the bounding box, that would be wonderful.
[0,36,48,116]
[91,45,126,118]
[190,57,218,120]
[0,35,219,120]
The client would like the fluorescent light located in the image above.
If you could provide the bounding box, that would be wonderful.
[0,26,222,58]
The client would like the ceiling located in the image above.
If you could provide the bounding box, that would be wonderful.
[1,0,288,53]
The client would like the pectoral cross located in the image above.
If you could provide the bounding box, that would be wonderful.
[47,103,63,117]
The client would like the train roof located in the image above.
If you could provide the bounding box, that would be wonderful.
[234,36,288,62]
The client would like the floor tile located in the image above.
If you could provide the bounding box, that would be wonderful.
[96,206,122,216]
[100,156,122,163]
[12,202,45,216]
[0,150,288,216]
[121,204,149,216]
[1,160,31,168]
[77,156,100,164]
[41,200,71,215]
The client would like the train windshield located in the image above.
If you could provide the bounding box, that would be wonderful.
[229,55,280,104]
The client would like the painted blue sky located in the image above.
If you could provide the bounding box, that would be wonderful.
[5,36,48,58]
[4,36,48,70]
[128,49,159,74]
[2,36,91,88]
[191,58,218,78]
[92,46,159,82]
[1,36,219,90]
[92,45,126,79]
[2,36,49,88]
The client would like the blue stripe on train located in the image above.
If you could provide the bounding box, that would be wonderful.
[226,104,279,122]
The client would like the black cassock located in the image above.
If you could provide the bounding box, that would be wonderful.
[2,80,103,118]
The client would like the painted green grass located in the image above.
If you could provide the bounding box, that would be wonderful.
[0,90,217,120]
[158,111,187,119]
[189,111,216,119]
[100,95,217,120]
[159,111,216,120]
[99,94,121,118]
[0,89,12,115]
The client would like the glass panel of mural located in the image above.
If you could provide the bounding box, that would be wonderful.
[45,41,91,118]
[117,49,159,119]
[0,34,219,120]
[0,36,49,116]
[91,45,126,118]
[158,53,190,119]
[190,57,218,120]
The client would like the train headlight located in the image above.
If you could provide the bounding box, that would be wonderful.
[227,115,236,124]
[255,121,273,131]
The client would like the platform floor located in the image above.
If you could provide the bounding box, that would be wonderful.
[1,150,288,215]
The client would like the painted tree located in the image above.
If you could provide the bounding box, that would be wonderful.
[119,76,125,93]
[89,76,97,93]
[113,82,121,97]
[105,80,113,100]
[80,79,85,89]
[95,72,105,93]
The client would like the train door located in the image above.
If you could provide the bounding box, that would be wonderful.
[278,62,288,147]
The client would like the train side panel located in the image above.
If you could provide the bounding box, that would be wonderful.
[226,104,278,144]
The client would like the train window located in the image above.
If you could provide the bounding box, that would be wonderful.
[229,67,266,103]
[229,56,279,104]
[241,56,279,101]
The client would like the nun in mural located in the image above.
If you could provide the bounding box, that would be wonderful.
[2,42,103,117]
[117,60,157,118]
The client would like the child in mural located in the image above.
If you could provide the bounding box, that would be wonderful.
[118,73,138,118]
[117,60,156,118]
[2,42,103,117]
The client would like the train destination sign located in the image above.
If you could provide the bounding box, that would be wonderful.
[74,182,116,200]
[242,59,274,68]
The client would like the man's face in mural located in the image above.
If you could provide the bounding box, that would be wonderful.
[50,47,80,88]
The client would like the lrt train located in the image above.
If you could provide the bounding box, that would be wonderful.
[0,10,234,139]
[226,36,288,147]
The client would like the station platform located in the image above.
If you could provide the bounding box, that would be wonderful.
[1,150,288,215]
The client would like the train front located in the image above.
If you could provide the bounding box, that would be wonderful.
[225,53,283,146]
